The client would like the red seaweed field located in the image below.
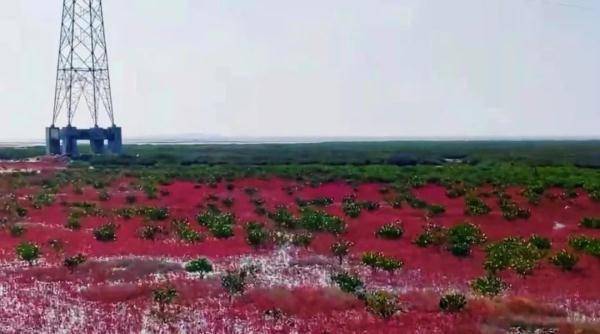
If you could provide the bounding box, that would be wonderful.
[0,159,599,333]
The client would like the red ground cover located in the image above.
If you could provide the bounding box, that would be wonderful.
[0,160,599,333]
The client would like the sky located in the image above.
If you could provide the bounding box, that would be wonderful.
[0,0,599,141]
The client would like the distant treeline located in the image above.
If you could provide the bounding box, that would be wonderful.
[0,141,599,167]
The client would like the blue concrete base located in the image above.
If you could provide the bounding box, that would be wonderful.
[46,126,123,156]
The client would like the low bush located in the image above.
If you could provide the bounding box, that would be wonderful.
[471,274,506,297]
[15,206,28,218]
[568,235,600,257]
[331,271,365,295]
[297,197,334,207]
[484,237,544,275]
[361,201,380,212]
[298,208,346,234]
[464,196,491,216]
[331,239,353,264]
[222,197,235,208]
[499,199,530,221]
[16,241,40,265]
[185,258,213,277]
[439,293,467,313]
[447,222,486,257]
[142,207,169,221]
[222,269,248,300]
[197,209,236,239]
[245,222,269,248]
[172,219,203,243]
[414,223,448,248]
[291,231,314,247]
[65,216,82,231]
[376,222,404,240]
[9,224,26,237]
[98,189,111,201]
[550,250,579,271]
[139,224,164,240]
[580,217,600,229]
[361,252,404,273]
[522,183,545,205]
[528,235,552,250]
[426,204,446,216]
[125,194,137,204]
[342,196,362,218]
[93,222,118,242]
[64,254,87,272]
[365,290,400,320]
[269,207,296,229]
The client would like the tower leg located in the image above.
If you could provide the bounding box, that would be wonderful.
[60,126,79,157]
[107,126,123,154]
[89,127,106,154]
[46,127,61,155]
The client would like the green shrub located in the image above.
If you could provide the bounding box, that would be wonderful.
[331,240,353,264]
[342,197,362,218]
[568,235,600,258]
[528,235,552,250]
[331,272,365,295]
[376,222,404,240]
[16,241,40,265]
[406,196,428,209]
[427,204,446,216]
[465,196,491,216]
[93,222,118,242]
[245,222,269,247]
[172,219,203,243]
[15,206,28,218]
[522,184,545,205]
[414,223,448,248]
[569,235,592,250]
[447,223,486,249]
[98,190,111,201]
[143,207,169,221]
[580,217,600,229]
[361,201,380,212]
[64,254,86,272]
[297,197,334,207]
[32,190,55,209]
[197,209,236,239]
[550,250,579,271]
[471,274,506,297]
[153,283,178,316]
[361,252,403,273]
[125,194,137,204]
[365,290,399,320]
[269,207,296,229]
[9,224,26,237]
[222,197,235,208]
[484,237,544,275]
[291,231,314,247]
[139,224,163,240]
[439,293,467,313]
[222,269,248,300]
[298,208,346,234]
[499,199,531,221]
[185,258,213,277]
[446,184,467,198]
[65,215,82,230]
[244,187,258,196]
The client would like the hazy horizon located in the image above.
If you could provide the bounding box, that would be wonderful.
[1,0,599,141]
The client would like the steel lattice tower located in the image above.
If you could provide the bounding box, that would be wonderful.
[46,0,122,156]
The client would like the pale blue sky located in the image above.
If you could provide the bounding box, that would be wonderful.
[0,0,599,140]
